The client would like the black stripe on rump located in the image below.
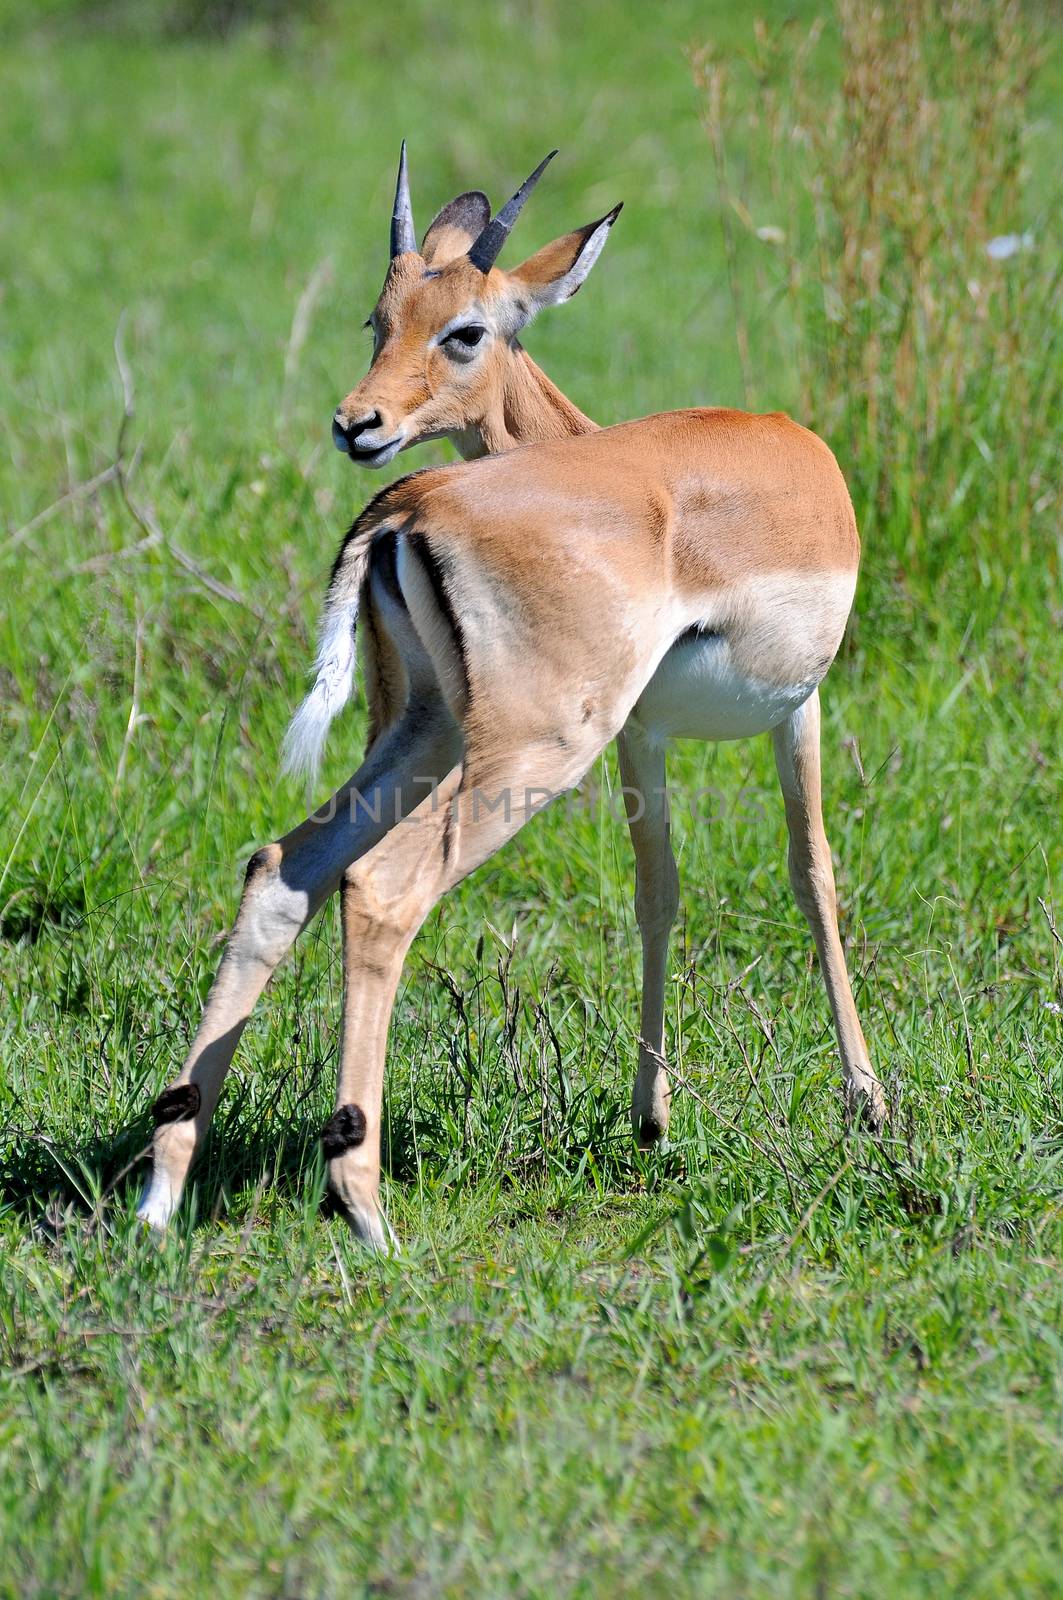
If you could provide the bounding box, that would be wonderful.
[404,532,471,707]
[371,528,406,610]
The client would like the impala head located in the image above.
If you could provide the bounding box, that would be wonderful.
[332,144,622,466]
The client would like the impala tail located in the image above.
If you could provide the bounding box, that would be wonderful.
[281,505,389,784]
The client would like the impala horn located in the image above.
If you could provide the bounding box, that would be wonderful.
[390,140,417,259]
[467,150,558,274]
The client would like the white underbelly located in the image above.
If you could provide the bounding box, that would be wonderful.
[629,632,818,745]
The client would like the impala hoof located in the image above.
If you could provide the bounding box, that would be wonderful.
[335,1194,398,1254]
[847,1076,887,1135]
[136,1172,178,1232]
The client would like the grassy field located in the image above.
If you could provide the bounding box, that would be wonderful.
[1,1,1061,1594]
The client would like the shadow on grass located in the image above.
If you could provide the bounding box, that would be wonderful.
[0,1079,666,1233]
[0,1111,330,1229]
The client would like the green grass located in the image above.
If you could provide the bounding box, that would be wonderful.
[1,2,1061,1595]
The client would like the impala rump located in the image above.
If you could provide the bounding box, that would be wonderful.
[285,409,861,787]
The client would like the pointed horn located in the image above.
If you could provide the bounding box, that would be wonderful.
[390,140,417,259]
[467,150,558,274]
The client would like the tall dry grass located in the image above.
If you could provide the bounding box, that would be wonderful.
[692,0,1060,598]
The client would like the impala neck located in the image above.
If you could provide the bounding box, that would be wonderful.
[456,346,598,458]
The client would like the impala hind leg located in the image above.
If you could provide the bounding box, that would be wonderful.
[618,725,679,1147]
[322,725,612,1248]
[137,699,460,1230]
[324,763,462,1248]
[772,690,886,1130]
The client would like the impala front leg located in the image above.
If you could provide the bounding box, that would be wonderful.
[618,724,680,1146]
[772,690,886,1130]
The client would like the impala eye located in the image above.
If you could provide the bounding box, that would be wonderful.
[444,325,486,349]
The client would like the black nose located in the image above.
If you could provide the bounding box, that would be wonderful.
[351,410,382,439]
[333,409,383,454]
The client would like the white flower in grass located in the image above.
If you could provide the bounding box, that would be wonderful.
[985,233,1034,261]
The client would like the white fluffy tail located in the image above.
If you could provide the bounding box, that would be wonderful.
[281,523,377,785]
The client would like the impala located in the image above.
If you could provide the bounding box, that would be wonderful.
[139,148,885,1247]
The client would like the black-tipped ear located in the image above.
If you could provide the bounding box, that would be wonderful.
[422,192,492,267]
[507,203,622,313]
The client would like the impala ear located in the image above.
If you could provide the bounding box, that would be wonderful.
[507,204,622,316]
[421,192,492,267]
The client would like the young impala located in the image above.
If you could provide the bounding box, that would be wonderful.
[139,148,886,1247]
